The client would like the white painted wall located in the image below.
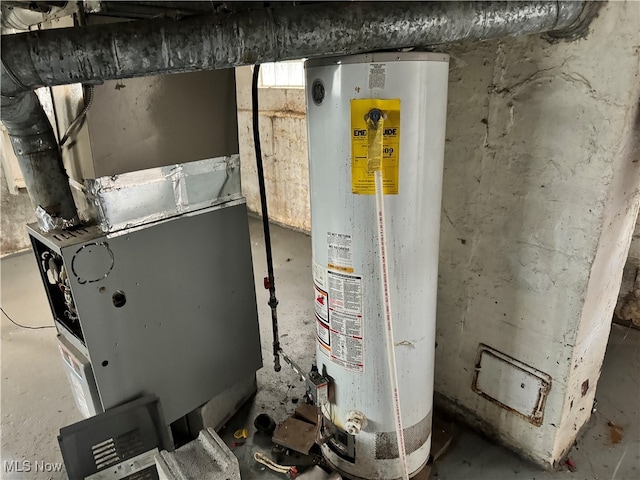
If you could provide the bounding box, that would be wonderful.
[238,1,640,467]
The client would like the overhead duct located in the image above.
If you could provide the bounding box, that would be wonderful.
[0,1,599,231]
[1,1,598,94]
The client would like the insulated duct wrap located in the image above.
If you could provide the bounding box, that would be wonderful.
[0,87,78,230]
[0,1,594,95]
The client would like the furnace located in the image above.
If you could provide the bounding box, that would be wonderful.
[28,157,263,461]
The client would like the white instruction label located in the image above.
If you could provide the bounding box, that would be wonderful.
[328,270,362,315]
[317,317,330,346]
[313,261,327,290]
[70,374,91,418]
[326,270,364,372]
[59,343,91,418]
[368,63,386,89]
[329,310,362,337]
[329,332,364,371]
[327,232,353,273]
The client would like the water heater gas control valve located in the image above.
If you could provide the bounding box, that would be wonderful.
[306,367,329,407]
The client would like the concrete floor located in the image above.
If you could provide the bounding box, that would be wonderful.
[1,217,639,479]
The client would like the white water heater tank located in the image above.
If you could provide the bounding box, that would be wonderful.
[305,52,449,479]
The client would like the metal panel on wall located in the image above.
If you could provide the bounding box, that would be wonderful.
[86,69,239,177]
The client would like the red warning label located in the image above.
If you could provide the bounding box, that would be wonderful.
[314,284,328,323]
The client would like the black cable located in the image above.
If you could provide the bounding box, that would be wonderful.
[1,307,55,330]
[60,84,94,147]
[252,64,281,372]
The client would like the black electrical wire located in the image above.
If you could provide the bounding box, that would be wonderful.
[60,84,94,147]
[1,306,55,330]
[252,64,281,372]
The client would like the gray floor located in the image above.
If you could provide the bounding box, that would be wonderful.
[1,217,639,479]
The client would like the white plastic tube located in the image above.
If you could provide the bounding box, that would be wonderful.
[374,169,409,480]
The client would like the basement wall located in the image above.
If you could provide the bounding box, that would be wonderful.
[0,0,637,465]
[438,0,639,466]
[0,165,35,255]
[614,215,640,327]
[239,0,640,467]
[236,68,311,232]
[626,215,640,263]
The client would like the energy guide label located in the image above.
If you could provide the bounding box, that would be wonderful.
[351,98,401,195]
[325,270,364,372]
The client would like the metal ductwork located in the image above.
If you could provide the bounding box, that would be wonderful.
[0,1,599,231]
[1,89,78,229]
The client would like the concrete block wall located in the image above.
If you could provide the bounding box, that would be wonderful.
[236,67,311,233]
[238,0,640,468]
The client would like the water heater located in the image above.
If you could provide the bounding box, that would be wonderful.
[305,52,449,479]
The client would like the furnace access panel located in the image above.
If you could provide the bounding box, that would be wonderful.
[28,201,262,425]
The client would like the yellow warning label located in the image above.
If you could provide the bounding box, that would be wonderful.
[351,98,400,195]
[327,263,354,274]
